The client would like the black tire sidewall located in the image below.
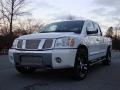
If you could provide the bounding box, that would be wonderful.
[106,50,111,63]
[103,49,111,65]
[74,48,88,80]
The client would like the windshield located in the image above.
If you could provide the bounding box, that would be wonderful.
[40,21,84,33]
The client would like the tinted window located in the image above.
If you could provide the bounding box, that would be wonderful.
[87,22,94,30]
[86,22,98,35]
[93,23,102,36]
[40,21,84,33]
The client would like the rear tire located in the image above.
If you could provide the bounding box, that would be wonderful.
[15,66,36,74]
[102,49,111,65]
[73,48,89,80]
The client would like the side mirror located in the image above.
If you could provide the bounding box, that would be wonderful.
[87,27,98,35]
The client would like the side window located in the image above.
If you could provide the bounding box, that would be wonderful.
[86,22,98,35]
[93,23,102,36]
[87,22,94,30]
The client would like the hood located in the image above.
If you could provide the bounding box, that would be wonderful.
[18,32,76,40]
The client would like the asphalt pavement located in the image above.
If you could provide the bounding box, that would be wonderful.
[0,51,120,90]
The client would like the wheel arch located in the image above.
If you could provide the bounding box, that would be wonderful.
[77,44,88,55]
[74,44,89,68]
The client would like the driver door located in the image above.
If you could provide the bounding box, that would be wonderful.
[85,22,100,61]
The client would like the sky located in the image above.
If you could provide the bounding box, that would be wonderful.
[27,0,120,33]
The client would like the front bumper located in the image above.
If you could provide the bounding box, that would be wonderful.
[9,49,77,69]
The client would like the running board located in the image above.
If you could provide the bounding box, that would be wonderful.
[89,57,105,66]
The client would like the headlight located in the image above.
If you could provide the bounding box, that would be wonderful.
[12,39,18,49]
[54,37,75,48]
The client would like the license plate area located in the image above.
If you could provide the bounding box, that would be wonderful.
[20,56,43,65]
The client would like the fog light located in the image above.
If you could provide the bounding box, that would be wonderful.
[56,57,62,63]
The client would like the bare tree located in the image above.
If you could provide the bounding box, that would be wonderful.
[114,21,120,38]
[25,19,44,33]
[17,18,44,34]
[0,0,28,35]
[106,27,113,38]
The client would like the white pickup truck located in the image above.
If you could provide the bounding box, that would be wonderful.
[9,20,112,80]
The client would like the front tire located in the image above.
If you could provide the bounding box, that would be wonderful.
[73,48,89,80]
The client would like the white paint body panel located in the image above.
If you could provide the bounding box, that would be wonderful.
[9,49,77,69]
[8,20,112,69]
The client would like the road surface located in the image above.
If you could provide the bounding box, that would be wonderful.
[0,51,120,90]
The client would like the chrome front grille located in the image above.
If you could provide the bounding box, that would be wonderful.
[16,39,53,50]
[42,39,53,49]
[17,40,23,49]
[26,40,41,49]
